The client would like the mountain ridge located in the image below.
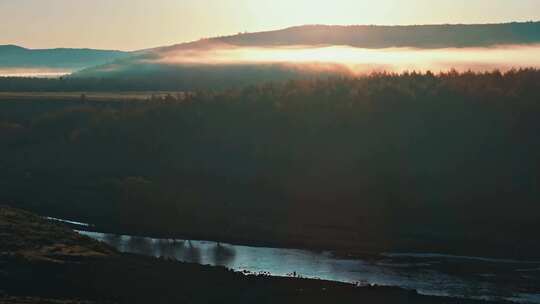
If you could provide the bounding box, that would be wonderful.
[3,21,540,78]
[154,21,540,52]
[0,45,131,71]
[0,44,126,52]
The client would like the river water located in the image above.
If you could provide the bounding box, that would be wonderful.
[75,229,540,304]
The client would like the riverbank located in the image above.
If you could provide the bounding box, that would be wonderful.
[48,214,537,263]
[0,205,509,304]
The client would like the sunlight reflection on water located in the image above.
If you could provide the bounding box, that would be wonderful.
[77,230,540,304]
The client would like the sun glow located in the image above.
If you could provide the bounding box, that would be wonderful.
[156,44,540,74]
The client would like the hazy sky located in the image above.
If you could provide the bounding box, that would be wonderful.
[1,0,539,51]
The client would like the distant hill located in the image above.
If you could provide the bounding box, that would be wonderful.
[0,45,130,71]
[72,21,540,84]
[156,21,540,52]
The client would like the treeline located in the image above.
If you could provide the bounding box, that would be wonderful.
[0,76,192,92]
[2,69,540,258]
[0,63,345,92]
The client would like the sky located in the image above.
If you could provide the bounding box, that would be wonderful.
[0,0,539,51]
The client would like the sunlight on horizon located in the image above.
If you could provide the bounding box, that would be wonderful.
[1,0,539,50]
[156,44,540,74]
[0,68,71,78]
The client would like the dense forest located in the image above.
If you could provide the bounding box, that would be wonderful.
[1,70,540,258]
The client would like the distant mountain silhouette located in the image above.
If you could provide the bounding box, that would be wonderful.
[0,45,130,71]
[72,21,540,83]
[157,21,540,52]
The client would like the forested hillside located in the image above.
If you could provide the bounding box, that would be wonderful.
[1,70,539,258]
[183,22,540,49]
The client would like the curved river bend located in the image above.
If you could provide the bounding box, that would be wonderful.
[74,230,540,304]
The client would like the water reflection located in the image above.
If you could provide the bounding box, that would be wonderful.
[181,241,202,264]
[126,236,154,256]
[211,243,236,266]
[77,230,540,304]
[155,239,182,259]
[103,233,123,249]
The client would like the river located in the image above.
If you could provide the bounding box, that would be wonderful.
[72,229,540,304]
[44,216,540,303]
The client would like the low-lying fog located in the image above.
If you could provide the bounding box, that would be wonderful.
[4,44,540,78]
[0,68,70,78]
[155,43,540,74]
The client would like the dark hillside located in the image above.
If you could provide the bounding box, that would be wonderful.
[160,22,540,51]
[1,70,540,259]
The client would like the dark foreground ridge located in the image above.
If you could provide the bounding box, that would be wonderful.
[0,205,504,304]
